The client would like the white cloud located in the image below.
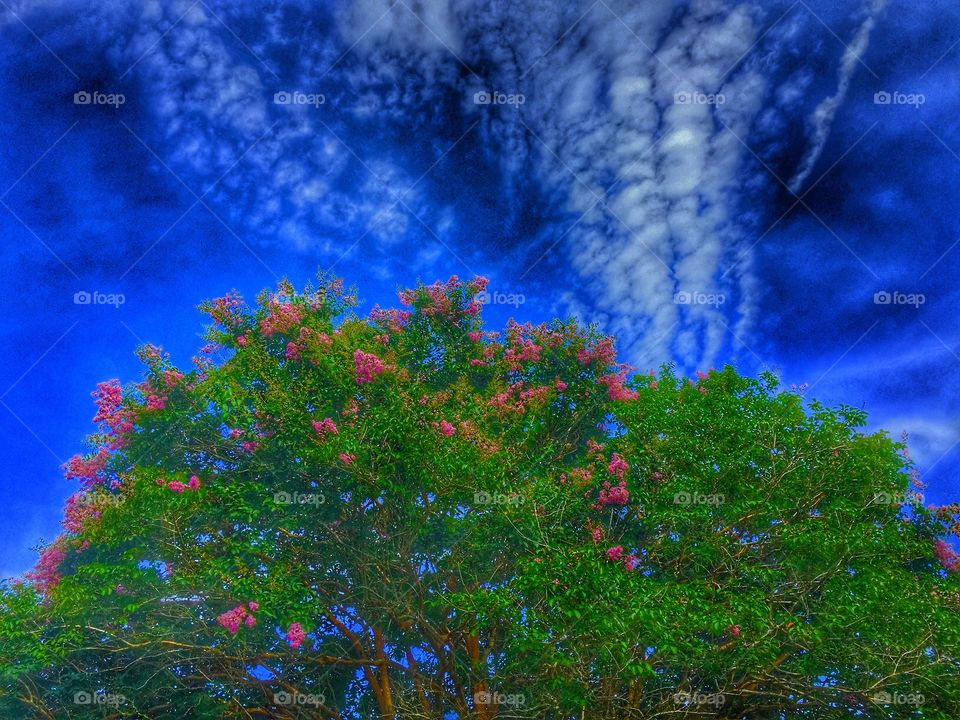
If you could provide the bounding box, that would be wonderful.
[789,0,887,193]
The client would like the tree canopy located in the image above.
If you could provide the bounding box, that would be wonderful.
[2,274,958,719]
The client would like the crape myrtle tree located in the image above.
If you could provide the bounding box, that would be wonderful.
[1,274,959,719]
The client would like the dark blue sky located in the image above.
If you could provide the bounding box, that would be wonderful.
[1,0,958,577]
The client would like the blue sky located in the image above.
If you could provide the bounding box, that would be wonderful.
[1,0,958,578]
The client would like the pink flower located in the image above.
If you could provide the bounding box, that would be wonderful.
[241,441,259,453]
[244,615,257,628]
[286,622,306,649]
[354,350,387,384]
[26,542,67,594]
[556,380,568,392]
[439,421,456,437]
[606,546,624,562]
[597,480,630,506]
[598,372,638,402]
[146,394,167,411]
[471,275,490,293]
[64,448,111,487]
[259,301,302,337]
[339,452,356,466]
[188,475,200,490]
[730,625,741,638]
[607,453,629,480]
[167,481,187,493]
[623,554,639,571]
[217,605,248,635]
[934,539,960,573]
[236,335,247,347]
[248,601,259,612]
[591,527,602,544]
[312,418,338,437]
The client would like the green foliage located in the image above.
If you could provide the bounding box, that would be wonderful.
[2,274,958,719]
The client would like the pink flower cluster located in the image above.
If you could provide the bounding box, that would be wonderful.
[145,394,168,411]
[167,475,201,493]
[286,622,307,649]
[312,418,338,437]
[489,382,551,414]
[604,545,639,571]
[577,337,616,367]
[595,480,630,507]
[26,542,67,594]
[934,539,960,573]
[607,453,629,479]
[438,420,456,437]
[399,276,483,322]
[354,350,387,384]
[285,327,330,361]
[64,447,111,487]
[259,301,302,337]
[370,306,412,334]
[598,371,638,402]
[504,339,541,369]
[208,293,245,326]
[91,380,133,446]
[63,493,103,534]
[217,601,259,634]
[339,452,356,465]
